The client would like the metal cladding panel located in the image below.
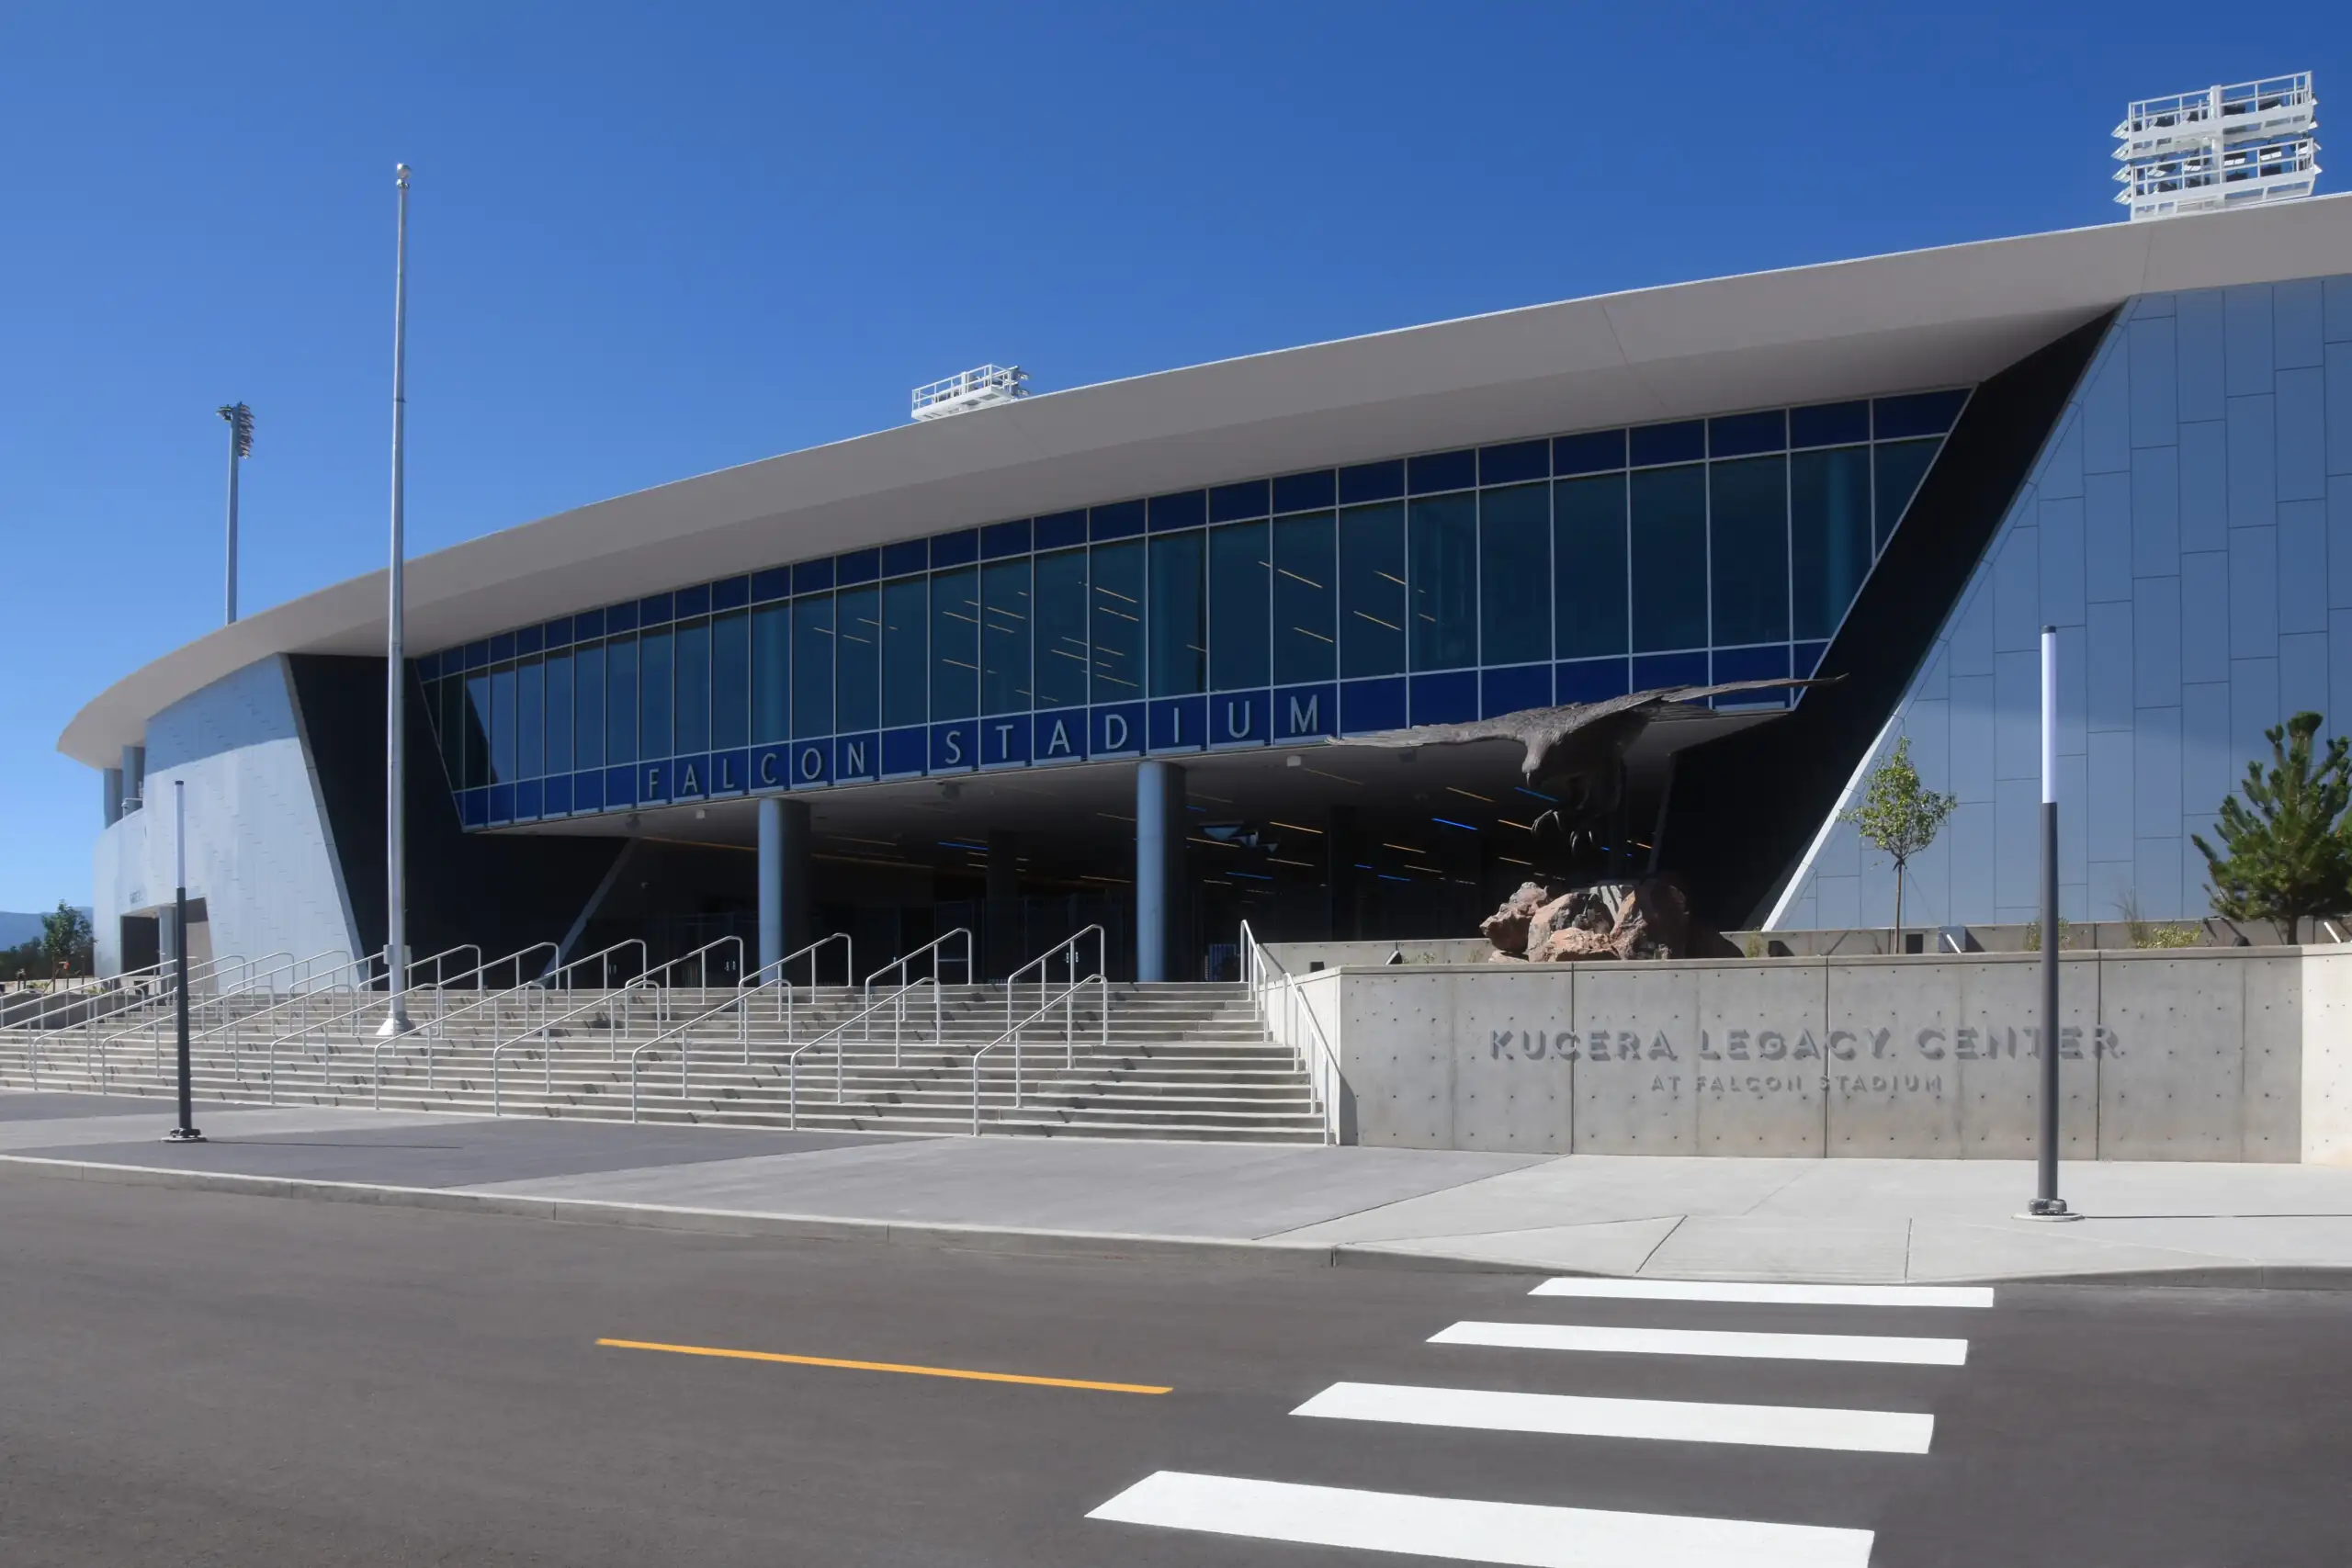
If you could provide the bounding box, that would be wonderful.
[1774,271,2352,930]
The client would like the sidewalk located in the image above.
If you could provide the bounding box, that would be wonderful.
[6,1090,2350,1287]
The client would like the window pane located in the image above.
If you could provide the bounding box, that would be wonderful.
[752,604,788,743]
[516,657,544,778]
[1792,446,1872,641]
[711,610,749,750]
[605,636,638,762]
[639,629,673,759]
[464,672,492,788]
[1090,541,1144,699]
[836,585,880,731]
[1339,502,1406,678]
[1270,514,1345,686]
[1033,548,1088,708]
[544,652,573,774]
[1148,531,1205,696]
[1478,483,1549,666]
[1408,492,1477,671]
[1555,473,1627,659]
[490,666,516,784]
[980,558,1032,715]
[1272,512,1336,685]
[881,578,926,727]
[1630,465,1707,652]
[673,619,711,753]
[1208,521,1270,692]
[931,567,978,720]
[792,596,833,738]
[1873,437,1940,550]
[574,643,605,768]
[1710,455,1788,646]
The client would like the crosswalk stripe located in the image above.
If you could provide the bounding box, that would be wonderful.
[1087,1471,1873,1568]
[1532,1279,1994,1310]
[1293,1381,1933,1454]
[1433,1320,1968,1366]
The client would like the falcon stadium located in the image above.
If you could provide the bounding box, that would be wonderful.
[64,190,2352,985]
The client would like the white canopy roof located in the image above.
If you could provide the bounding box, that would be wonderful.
[62,193,2352,767]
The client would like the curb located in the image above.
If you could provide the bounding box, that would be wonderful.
[5,1152,2348,1292]
[0,1154,1545,1276]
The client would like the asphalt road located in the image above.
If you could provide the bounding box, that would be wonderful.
[0,1174,2346,1567]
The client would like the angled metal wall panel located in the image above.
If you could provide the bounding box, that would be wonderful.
[1774,272,2352,930]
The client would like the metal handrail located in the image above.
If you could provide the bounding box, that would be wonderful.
[969,974,1109,1134]
[749,931,854,1043]
[1238,921,1341,1145]
[483,939,681,1111]
[137,951,386,1076]
[405,943,481,988]
[786,977,937,1129]
[621,936,745,1030]
[41,950,251,1041]
[626,976,788,1123]
[1003,925,1104,1035]
[862,929,972,1038]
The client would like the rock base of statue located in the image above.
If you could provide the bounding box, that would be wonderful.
[1479,876,1702,963]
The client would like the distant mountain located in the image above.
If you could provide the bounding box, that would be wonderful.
[0,909,94,950]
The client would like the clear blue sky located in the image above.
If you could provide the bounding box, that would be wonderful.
[0,2,2341,911]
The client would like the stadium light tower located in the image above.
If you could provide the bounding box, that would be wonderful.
[218,402,254,624]
[2115,73,2321,220]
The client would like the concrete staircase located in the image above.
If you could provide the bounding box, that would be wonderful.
[0,980,1329,1144]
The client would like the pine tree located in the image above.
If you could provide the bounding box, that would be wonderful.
[2193,711,2352,944]
[1843,737,1958,950]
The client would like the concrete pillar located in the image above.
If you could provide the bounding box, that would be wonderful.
[1135,761,1184,982]
[987,829,1020,978]
[120,745,145,812]
[757,795,812,977]
[102,768,123,829]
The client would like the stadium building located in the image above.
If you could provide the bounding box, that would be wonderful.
[63,176,2352,986]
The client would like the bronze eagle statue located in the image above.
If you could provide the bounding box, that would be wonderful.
[1334,676,1832,859]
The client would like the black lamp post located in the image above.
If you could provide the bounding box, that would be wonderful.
[164,780,204,1143]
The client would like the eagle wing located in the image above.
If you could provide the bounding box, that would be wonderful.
[1329,675,1838,779]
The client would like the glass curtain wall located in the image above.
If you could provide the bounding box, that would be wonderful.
[421,390,1965,824]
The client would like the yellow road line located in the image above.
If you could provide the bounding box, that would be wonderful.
[594,1337,1170,1394]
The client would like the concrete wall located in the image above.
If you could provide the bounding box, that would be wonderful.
[96,657,358,980]
[1291,945,2352,1162]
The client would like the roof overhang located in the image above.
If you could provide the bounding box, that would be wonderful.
[62,193,2352,767]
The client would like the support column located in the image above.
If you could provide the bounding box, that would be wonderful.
[757,795,813,977]
[987,829,1019,978]
[102,767,123,829]
[1135,761,1184,982]
[120,745,145,813]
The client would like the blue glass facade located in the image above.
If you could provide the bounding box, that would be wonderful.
[419,395,1966,830]
[1780,274,2352,928]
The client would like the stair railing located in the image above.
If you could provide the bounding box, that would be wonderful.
[968,974,1110,1134]
[748,931,854,1040]
[861,929,973,1041]
[625,974,789,1123]
[1238,920,1341,1145]
[139,950,384,1081]
[481,938,704,1114]
[785,977,937,1130]
[1002,925,1104,1036]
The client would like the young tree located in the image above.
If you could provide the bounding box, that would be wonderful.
[1843,737,1958,951]
[39,902,93,977]
[2193,711,2352,944]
